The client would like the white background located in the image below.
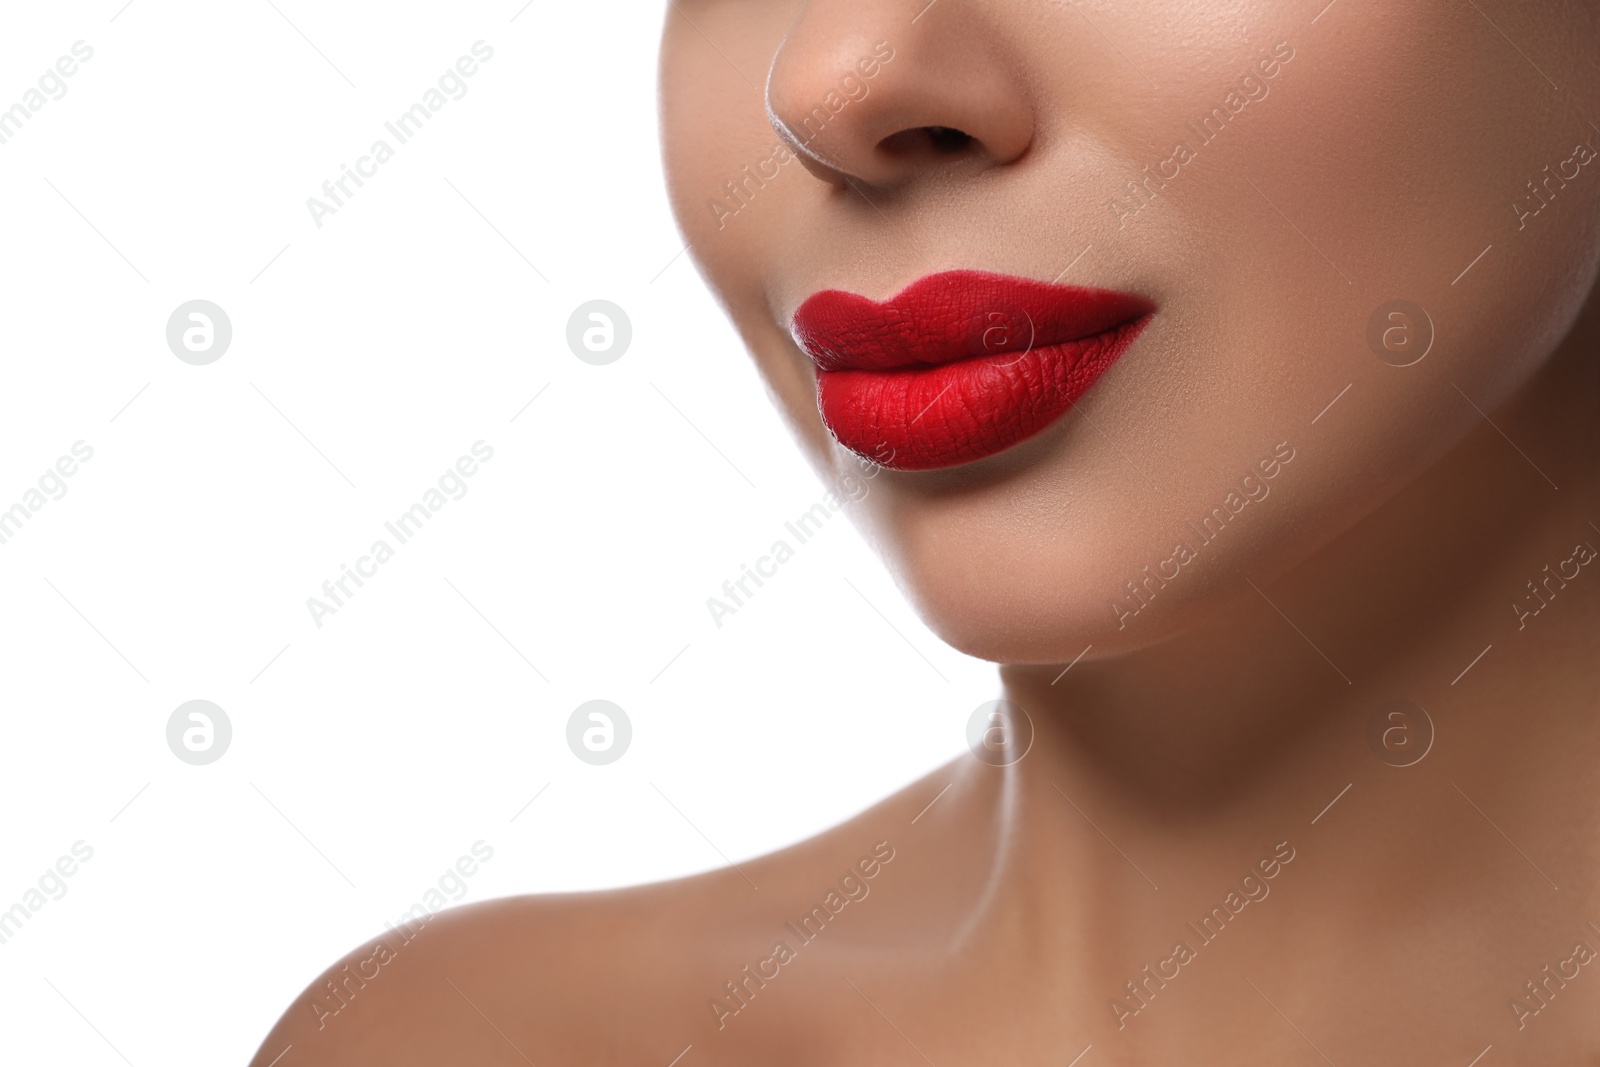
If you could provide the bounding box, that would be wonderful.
[0,2,995,1062]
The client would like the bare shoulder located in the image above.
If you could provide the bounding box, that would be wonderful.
[247,759,966,1066]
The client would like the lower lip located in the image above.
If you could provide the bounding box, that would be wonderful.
[815,314,1153,471]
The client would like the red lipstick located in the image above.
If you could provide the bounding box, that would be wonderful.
[791,270,1155,471]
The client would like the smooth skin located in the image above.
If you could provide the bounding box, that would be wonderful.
[252,1,1600,1063]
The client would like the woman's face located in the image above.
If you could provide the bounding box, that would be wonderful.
[659,0,1600,663]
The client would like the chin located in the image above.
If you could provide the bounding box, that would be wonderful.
[868,505,1208,665]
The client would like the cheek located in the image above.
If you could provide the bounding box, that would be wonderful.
[661,7,841,465]
[1230,1,1600,358]
[660,6,804,277]
[1202,2,1600,535]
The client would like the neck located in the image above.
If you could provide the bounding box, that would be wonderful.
[953,289,1600,1047]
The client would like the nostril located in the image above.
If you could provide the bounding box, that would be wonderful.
[878,125,976,161]
[926,126,973,154]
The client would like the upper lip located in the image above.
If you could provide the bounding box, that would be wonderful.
[791,269,1155,372]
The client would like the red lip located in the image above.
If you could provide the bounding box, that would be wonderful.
[791,270,1155,471]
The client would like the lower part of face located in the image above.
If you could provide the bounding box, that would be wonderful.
[660,0,1600,662]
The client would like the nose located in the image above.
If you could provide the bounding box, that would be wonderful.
[764,2,1035,191]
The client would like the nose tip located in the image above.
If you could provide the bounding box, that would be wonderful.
[764,18,1034,191]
